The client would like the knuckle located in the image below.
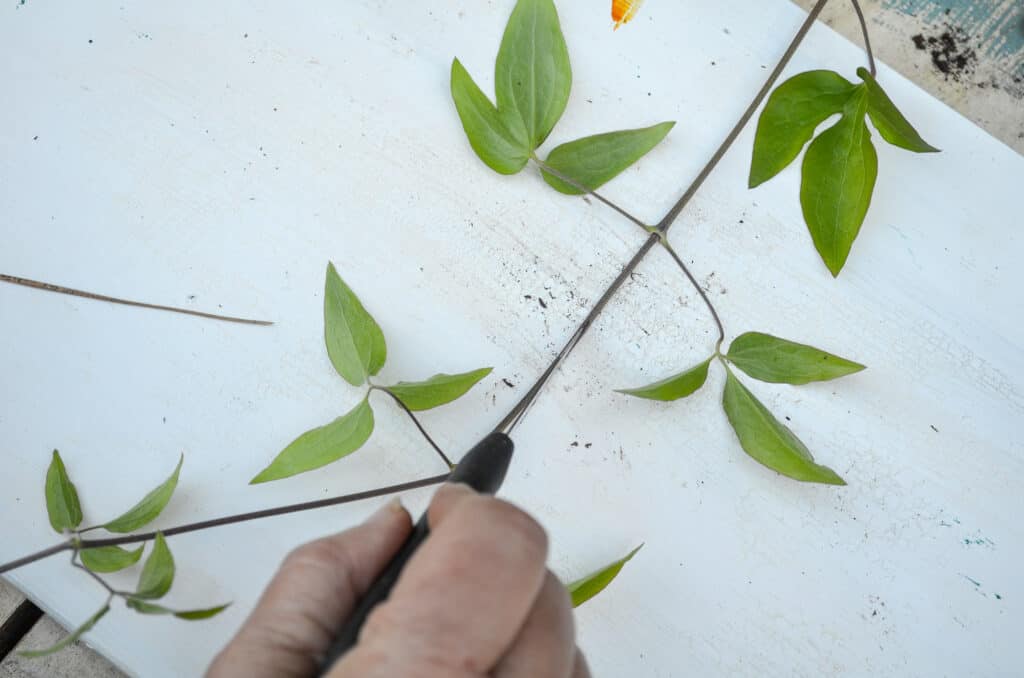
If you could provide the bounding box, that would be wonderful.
[282,538,335,569]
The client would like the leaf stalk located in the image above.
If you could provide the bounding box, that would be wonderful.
[0,474,448,574]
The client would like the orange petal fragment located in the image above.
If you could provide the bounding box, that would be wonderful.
[611,0,644,30]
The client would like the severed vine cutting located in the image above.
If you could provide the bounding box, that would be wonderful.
[2,0,939,656]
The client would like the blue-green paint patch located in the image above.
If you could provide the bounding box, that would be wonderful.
[962,535,996,548]
[884,0,1024,62]
[958,575,1006,601]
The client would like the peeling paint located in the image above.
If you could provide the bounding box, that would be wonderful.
[883,0,1024,67]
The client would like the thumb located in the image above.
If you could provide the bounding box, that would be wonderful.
[208,499,412,678]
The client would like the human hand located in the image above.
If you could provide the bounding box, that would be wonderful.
[208,483,589,678]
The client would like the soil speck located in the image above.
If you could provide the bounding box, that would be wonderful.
[911,26,976,81]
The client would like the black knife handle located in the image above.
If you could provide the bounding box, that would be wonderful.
[318,432,514,673]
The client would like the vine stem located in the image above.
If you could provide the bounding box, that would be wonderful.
[849,0,877,76]
[527,157,726,373]
[0,0,846,577]
[0,542,71,574]
[0,274,273,326]
[658,239,726,347]
[0,474,448,574]
[529,156,649,231]
[497,0,831,433]
[656,0,830,232]
[372,387,454,469]
[69,552,116,596]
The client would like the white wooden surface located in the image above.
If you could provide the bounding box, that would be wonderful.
[1,1,1021,675]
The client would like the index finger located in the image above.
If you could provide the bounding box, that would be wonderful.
[335,483,549,677]
[208,500,412,678]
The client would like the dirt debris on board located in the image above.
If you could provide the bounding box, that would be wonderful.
[911,25,977,82]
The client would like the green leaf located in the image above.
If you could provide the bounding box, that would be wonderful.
[727,332,865,385]
[80,545,144,573]
[324,262,387,387]
[857,68,939,153]
[385,368,493,411]
[541,122,675,194]
[566,545,643,608]
[135,532,175,600]
[721,370,845,485]
[749,70,858,188]
[495,0,572,149]
[18,605,109,658]
[45,450,83,533]
[100,455,183,533]
[800,86,877,276]
[251,398,375,483]
[126,598,230,620]
[450,58,531,175]
[616,358,711,401]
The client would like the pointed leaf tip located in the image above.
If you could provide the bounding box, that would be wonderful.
[324,262,387,387]
[451,58,531,174]
[567,544,643,608]
[134,532,175,600]
[799,86,877,276]
[385,368,493,411]
[18,605,109,658]
[617,358,710,401]
[542,121,675,194]
[727,332,865,384]
[101,455,183,533]
[127,598,230,620]
[721,369,845,485]
[251,398,375,483]
[80,545,145,573]
[495,0,572,149]
[45,450,83,533]
[857,68,939,153]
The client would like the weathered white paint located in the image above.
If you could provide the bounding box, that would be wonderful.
[1,1,1021,676]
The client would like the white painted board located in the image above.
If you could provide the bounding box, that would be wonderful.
[1,1,1021,675]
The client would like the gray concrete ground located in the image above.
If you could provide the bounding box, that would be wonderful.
[1,1,1021,676]
[0,580,122,677]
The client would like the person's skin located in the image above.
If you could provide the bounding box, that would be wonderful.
[208,483,589,678]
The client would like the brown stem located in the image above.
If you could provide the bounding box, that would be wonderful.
[497,0,828,433]
[374,387,454,469]
[0,542,73,575]
[656,0,831,233]
[658,239,726,347]
[69,552,116,596]
[79,474,448,548]
[0,274,273,326]
[529,156,650,231]
[532,153,726,356]
[0,0,846,580]
[849,0,877,76]
[496,234,660,434]
[0,474,448,573]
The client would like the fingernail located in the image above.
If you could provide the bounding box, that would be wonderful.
[368,498,404,524]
